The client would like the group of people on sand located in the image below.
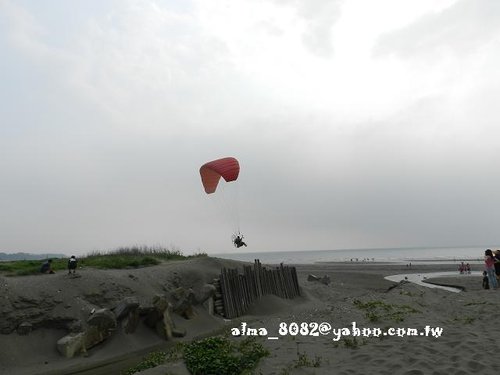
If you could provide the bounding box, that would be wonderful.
[483,249,500,290]
[40,256,78,275]
[458,262,471,274]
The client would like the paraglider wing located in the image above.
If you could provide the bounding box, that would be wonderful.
[199,157,240,194]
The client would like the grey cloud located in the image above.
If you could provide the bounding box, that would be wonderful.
[373,0,500,59]
[271,0,343,57]
[297,0,342,57]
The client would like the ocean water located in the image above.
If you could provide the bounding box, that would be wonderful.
[212,246,490,265]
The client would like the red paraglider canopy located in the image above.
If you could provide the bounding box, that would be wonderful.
[199,157,240,194]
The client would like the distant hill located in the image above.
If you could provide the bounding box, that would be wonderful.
[0,252,67,261]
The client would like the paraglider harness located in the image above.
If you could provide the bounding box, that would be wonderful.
[232,233,247,248]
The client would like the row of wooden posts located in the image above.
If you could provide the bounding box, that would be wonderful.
[213,259,301,319]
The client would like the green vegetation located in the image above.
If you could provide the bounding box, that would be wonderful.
[0,246,207,276]
[123,335,269,375]
[279,351,323,374]
[451,315,475,324]
[294,352,322,368]
[122,343,186,375]
[0,258,67,275]
[122,351,167,375]
[353,299,420,322]
[333,336,368,349]
[183,336,269,375]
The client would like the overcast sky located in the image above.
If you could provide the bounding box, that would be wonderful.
[1,0,500,255]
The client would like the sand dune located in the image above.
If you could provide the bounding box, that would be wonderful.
[1,259,499,374]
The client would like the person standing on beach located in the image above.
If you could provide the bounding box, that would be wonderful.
[484,249,498,289]
[68,256,78,275]
[459,262,465,274]
[494,250,500,282]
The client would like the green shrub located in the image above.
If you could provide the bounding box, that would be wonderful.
[184,336,269,375]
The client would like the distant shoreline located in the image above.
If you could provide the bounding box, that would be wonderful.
[315,258,483,264]
[213,246,488,265]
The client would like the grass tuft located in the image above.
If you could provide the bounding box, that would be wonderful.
[353,299,420,322]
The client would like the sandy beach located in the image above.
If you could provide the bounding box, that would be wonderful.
[1,258,499,375]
